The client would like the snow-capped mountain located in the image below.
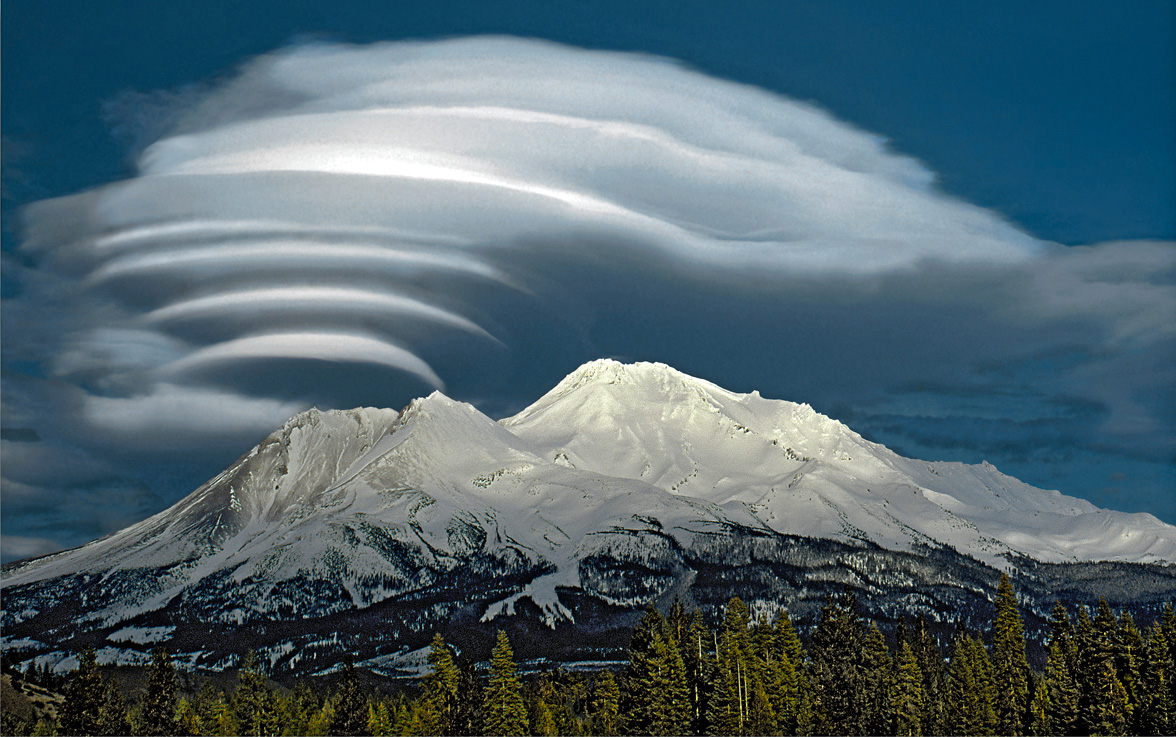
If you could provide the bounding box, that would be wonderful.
[4,360,1175,676]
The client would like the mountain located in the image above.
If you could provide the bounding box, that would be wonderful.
[3,360,1175,677]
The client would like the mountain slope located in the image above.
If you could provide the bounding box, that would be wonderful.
[3,359,1174,676]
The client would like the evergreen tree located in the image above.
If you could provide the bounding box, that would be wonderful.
[143,646,180,735]
[1137,621,1174,736]
[808,594,868,735]
[59,647,106,737]
[98,681,132,736]
[368,700,395,736]
[648,631,690,736]
[234,650,279,736]
[23,659,38,686]
[194,682,238,736]
[1084,599,1130,736]
[1115,610,1144,720]
[708,597,754,735]
[419,633,461,735]
[590,671,620,736]
[945,631,996,736]
[1026,678,1049,737]
[331,657,370,736]
[621,605,666,735]
[527,680,559,737]
[1043,637,1079,735]
[861,623,892,736]
[451,661,485,736]
[908,618,946,736]
[175,697,202,736]
[891,640,926,737]
[481,630,528,736]
[990,573,1030,736]
[683,609,716,735]
[775,611,812,736]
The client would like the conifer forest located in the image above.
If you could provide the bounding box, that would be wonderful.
[3,575,1175,736]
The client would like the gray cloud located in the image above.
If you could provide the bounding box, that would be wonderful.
[3,37,1173,559]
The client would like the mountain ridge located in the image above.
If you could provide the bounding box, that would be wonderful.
[3,359,1174,676]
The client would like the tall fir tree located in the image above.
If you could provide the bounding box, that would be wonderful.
[808,594,868,736]
[331,656,370,737]
[419,633,461,736]
[234,650,279,736]
[98,681,132,736]
[908,618,946,736]
[1026,678,1050,737]
[621,605,666,735]
[481,630,528,737]
[683,608,716,735]
[1076,601,1130,736]
[945,631,997,736]
[708,597,754,736]
[143,646,180,735]
[990,573,1030,736]
[1116,610,1144,720]
[1137,621,1174,736]
[59,647,106,737]
[891,640,926,737]
[648,630,691,736]
[591,670,620,736]
[861,623,892,737]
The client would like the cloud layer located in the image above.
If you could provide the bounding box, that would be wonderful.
[3,37,1173,559]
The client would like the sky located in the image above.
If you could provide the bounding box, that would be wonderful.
[2,0,1174,563]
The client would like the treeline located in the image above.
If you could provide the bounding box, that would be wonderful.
[5,574,1175,736]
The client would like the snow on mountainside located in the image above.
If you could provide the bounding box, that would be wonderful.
[505,360,1175,566]
[3,359,1175,676]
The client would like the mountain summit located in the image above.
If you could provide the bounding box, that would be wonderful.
[4,360,1175,676]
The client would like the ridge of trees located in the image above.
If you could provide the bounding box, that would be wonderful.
[6,574,1175,736]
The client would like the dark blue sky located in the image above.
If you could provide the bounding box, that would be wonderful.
[2,1,1174,561]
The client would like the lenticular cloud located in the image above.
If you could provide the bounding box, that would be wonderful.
[0,37,1098,448]
[7,37,1176,558]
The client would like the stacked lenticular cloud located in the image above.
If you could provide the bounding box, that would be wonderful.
[19,38,1045,426]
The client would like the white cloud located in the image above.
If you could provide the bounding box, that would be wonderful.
[4,37,1174,551]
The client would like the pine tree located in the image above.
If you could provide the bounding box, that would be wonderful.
[1076,600,1130,736]
[683,609,715,735]
[708,597,754,735]
[23,659,38,687]
[143,646,180,735]
[621,605,666,735]
[861,623,892,736]
[991,573,1030,736]
[368,701,393,736]
[59,647,106,737]
[1137,621,1174,736]
[648,631,690,736]
[892,640,926,737]
[808,594,869,735]
[175,697,201,736]
[331,657,370,736]
[1043,637,1079,735]
[945,631,996,736]
[419,633,460,735]
[591,671,620,736]
[98,681,132,736]
[234,650,279,736]
[1027,678,1049,736]
[481,630,527,736]
[776,611,812,736]
[1116,610,1144,720]
[452,661,485,736]
[908,618,946,736]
